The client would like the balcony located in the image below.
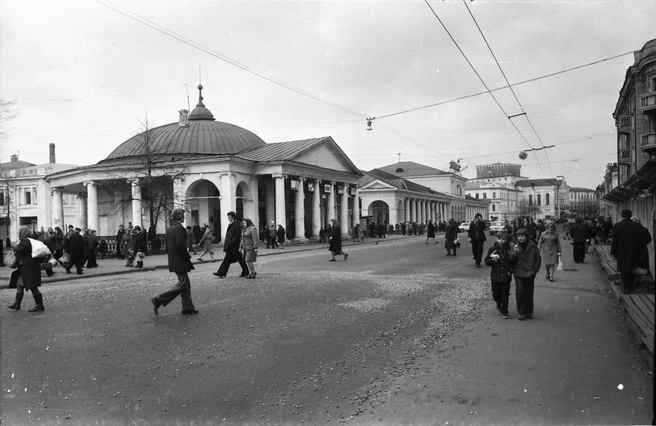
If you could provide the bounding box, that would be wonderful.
[641,132,656,153]
[639,92,656,116]
[618,115,630,131]
[619,148,631,163]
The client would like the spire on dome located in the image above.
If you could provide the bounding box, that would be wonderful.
[188,84,215,121]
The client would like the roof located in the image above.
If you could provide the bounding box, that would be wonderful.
[377,161,450,177]
[239,138,325,162]
[515,178,563,188]
[569,187,596,192]
[0,160,36,172]
[100,87,266,164]
[360,168,447,196]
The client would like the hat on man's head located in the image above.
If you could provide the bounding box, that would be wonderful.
[227,211,236,218]
[475,213,482,219]
[134,226,141,231]
[68,225,74,229]
[74,227,81,231]
[515,228,528,235]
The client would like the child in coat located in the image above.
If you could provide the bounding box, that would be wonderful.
[484,231,513,319]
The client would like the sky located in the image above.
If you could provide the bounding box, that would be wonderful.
[1,0,655,190]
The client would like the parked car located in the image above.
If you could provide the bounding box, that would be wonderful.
[459,221,470,232]
[488,221,505,236]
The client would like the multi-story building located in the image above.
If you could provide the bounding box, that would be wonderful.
[604,37,656,274]
[0,146,79,243]
[597,163,618,217]
[515,177,569,219]
[466,162,529,221]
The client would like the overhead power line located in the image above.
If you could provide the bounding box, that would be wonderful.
[462,0,553,176]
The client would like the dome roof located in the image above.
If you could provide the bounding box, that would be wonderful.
[101,85,266,162]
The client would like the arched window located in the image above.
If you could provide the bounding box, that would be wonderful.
[537,194,541,206]
[492,204,496,212]
[456,185,462,195]
[546,193,550,205]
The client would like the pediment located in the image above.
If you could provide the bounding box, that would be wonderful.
[360,179,397,191]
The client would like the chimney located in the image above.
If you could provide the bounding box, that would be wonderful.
[10,154,18,163]
[49,143,56,164]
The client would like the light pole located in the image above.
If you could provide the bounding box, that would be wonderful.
[531,183,536,219]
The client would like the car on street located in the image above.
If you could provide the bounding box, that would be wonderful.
[488,220,505,236]
[459,221,470,233]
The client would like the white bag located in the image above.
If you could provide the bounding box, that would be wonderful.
[28,238,52,258]
[556,255,563,271]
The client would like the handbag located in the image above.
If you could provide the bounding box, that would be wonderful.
[28,238,51,258]
[632,265,649,276]
[556,255,563,271]
[4,251,17,268]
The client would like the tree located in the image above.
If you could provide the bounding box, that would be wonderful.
[108,116,189,233]
[573,200,600,218]
[0,99,19,240]
[0,99,19,137]
[516,200,542,219]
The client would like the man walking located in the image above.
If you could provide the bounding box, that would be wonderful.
[64,227,85,275]
[611,209,649,294]
[151,208,198,315]
[468,213,487,267]
[214,211,249,278]
[569,216,590,263]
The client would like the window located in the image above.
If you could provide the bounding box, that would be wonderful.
[493,192,496,199]
[19,187,37,205]
[475,193,479,199]
[492,204,496,212]
[483,193,487,199]
[537,194,541,206]
[546,193,550,205]
[529,194,533,206]
[0,189,4,205]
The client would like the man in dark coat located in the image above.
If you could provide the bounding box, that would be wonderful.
[151,209,197,315]
[214,211,249,278]
[611,209,648,294]
[116,225,125,259]
[569,216,590,264]
[328,218,348,261]
[468,213,487,267]
[64,227,85,275]
[509,228,541,321]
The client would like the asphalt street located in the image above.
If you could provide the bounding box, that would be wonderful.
[1,232,653,425]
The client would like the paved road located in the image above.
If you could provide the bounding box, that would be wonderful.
[1,234,653,425]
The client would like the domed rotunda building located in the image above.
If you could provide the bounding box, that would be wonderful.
[45,86,363,244]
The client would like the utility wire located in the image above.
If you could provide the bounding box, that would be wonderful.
[92,0,365,119]
[462,0,554,176]
[423,0,546,177]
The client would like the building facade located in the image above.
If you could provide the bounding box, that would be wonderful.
[604,38,656,275]
[44,86,363,244]
[515,178,569,219]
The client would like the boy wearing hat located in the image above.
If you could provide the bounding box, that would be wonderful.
[509,228,541,320]
[484,231,513,319]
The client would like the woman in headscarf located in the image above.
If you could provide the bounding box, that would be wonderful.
[328,218,348,261]
[197,223,215,262]
[538,222,561,282]
[7,226,45,312]
[240,218,259,278]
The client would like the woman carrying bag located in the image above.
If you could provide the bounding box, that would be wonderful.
[197,224,215,262]
[7,226,45,312]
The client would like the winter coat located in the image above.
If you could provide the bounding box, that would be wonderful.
[509,240,541,278]
[444,224,458,249]
[329,225,342,252]
[66,232,85,262]
[199,228,213,252]
[468,220,487,241]
[241,226,259,262]
[611,218,650,272]
[427,222,436,238]
[51,232,64,251]
[569,222,589,243]
[484,241,513,283]
[277,225,286,243]
[14,238,41,289]
[166,220,194,273]
[538,231,561,265]
[84,234,99,251]
[223,220,242,254]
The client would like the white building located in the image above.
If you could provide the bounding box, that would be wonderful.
[0,146,79,243]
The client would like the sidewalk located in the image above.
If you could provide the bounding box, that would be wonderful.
[0,232,423,288]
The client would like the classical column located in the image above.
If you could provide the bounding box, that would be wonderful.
[266,180,275,227]
[130,181,142,227]
[404,198,409,223]
[250,176,260,228]
[420,200,425,224]
[352,187,360,230]
[294,177,306,241]
[220,173,237,243]
[312,180,321,238]
[413,199,418,223]
[78,194,88,230]
[340,184,349,236]
[85,181,99,232]
[274,174,286,231]
[327,182,335,223]
[52,188,64,230]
